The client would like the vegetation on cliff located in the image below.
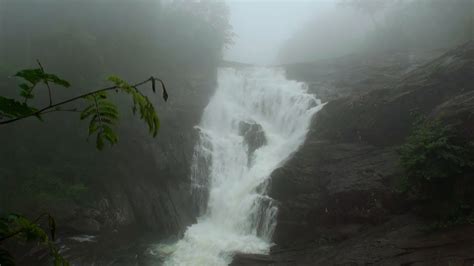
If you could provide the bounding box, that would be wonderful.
[399,117,474,225]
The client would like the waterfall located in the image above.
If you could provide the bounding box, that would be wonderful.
[161,67,322,266]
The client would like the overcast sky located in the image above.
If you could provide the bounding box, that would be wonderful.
[224,0,336,65]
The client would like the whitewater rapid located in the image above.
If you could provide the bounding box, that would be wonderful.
[161,67,322,266]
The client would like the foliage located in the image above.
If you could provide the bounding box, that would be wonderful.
[0,97,38,120]
[0,65,166,264]
[107,76,160,137]
[79,75,162,150]
[0,213,68,266]
[398,117,474,226]
[15,68,70,101]
[81,91,119,150]
[0,64,167,150]
[398,117,474,198]
[0,64,70,120]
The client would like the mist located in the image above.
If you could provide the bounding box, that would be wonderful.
[224,0,326,65]
[1,0,474,265]
[225,0,473,65]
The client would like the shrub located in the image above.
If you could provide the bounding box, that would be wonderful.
[398,117,474,220]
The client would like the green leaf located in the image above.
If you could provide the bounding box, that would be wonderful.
[14,68,70,88]
[44,73,70,88]
[19,90,33,99]
[80,105,96,120]
[14,69,43,85]
[88,121,99,135]
[102,125,118,144]
[82,92,120,150]
[0,96,38,120]
[19,83,31,93]
[107,75,160,137]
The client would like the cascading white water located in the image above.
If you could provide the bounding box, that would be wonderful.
[161,67,322,266]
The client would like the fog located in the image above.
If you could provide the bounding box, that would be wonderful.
[0,0,473,265]
[225,0,473,65]
[224,0,330,65]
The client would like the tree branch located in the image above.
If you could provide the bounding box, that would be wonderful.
[0,77,157,125]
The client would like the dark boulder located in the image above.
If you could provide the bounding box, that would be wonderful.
[239,120,267,164]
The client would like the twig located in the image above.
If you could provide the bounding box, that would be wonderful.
[36,60,53,106]
[92,94,103,134]
[41,108,81,115]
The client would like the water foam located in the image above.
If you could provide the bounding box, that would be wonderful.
[162,67,322,266]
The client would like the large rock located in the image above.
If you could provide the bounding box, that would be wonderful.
[270,141,402,247]
[239,120,267,165]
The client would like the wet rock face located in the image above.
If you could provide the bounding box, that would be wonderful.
[239,121,267,163]
[47,68,219,242]
[93,72,218,236]
[269,141,402,247]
